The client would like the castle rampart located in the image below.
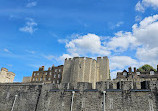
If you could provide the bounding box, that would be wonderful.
[0,80,158,111]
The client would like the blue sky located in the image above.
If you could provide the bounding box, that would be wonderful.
[1,0,158,81]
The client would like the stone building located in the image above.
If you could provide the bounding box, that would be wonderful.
[22,76,32,83]
[62,56,110,88]
[31,65,63,84]
[0,68,15,83]
[115,66,158,89]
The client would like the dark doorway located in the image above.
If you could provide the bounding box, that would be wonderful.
[141,81,149,89]
[117,82,120,89]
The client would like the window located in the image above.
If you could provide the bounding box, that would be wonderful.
[57,80,59,84]
[136,72,140,75]
[45,72,47,75]
[58,74,61,78]
[50,72,52,75]
[34,73,36,76]
[33,78,35,81]
[53,80,55,84]
[150,71,154,75]
[55,69,58,72]
[37,73,39,76]
[54,74,56,78]
[48,78,51,81]
[40,77,42,81]
[36,78,38,81]
[59,69,61,72]
[141,81,149,89]
[44,78,46,81]
[123,72,127,76]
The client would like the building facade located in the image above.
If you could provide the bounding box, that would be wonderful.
[22,76,32,83]
[0,68,15,83]
[31,65,63,84]
[115,66,158,89]
[62,56,110,88]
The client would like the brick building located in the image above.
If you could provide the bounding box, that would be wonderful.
[31,65,63,84]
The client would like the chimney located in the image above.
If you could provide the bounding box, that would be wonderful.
[134,67,136,72]
[39,66,44,71]
[128,67,132,73]
[48,67,51,70]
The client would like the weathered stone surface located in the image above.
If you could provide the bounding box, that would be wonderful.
[0,81,158,111]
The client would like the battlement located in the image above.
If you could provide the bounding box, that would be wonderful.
[97,56,108,60]
[0,81,158,111]
[1,68,8,72]
[62,56,109,88]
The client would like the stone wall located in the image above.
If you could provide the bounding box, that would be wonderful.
[0,83,42,111]
[0,81,158,111]
[62,57,110,88]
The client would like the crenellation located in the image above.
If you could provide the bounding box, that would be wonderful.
[0,80,158,111]
[62,56,110,88]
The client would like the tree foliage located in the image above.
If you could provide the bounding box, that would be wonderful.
[138,64,156,72]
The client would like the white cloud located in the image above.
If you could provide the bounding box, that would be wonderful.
[136,47,158,61]
[135,15,142,22]
[110,21,124,29]
[136,47,158,67]
[26,50,36,54]
[133,14,158,48]
[43,55,55,61]
[135,0,158,12]
[4,48,10,53]
[19,18,37,34]
[143,0,158,8]
[59,54,73,62]
[135,1,145,12]
[116,22,124,27]
[63,33,111,56]
[110,70,122,80]
[110,56,138,70]
[26,2,37,8]
[58,39,68,44]
[107,31,138,52]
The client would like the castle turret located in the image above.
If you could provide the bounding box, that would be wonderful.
[62,56,110,88]
[97,56,110,81]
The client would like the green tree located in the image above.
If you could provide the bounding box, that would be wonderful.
[138,64,156,72]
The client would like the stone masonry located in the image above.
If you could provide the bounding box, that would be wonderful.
[62,56,110,88]
[0,68,15,83]
[0,80,158,111]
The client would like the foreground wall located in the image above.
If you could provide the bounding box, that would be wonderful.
[0,82,158,111]
[0,83,42,111]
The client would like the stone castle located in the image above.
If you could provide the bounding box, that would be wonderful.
[1,56,158,111]
[62,57,110,88]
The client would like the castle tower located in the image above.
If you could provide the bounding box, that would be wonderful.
[62,56,110,88]
[97,56,110,81]
[62,58,73,83]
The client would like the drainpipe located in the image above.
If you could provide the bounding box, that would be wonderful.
[70,91,75,111]
[103,91,106,111]
[11,95,18,111]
